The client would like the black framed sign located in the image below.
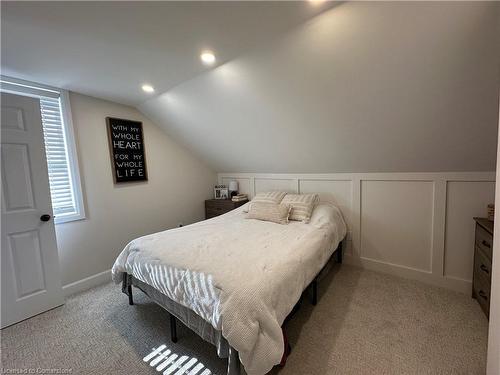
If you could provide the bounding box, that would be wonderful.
[106,117,148,183]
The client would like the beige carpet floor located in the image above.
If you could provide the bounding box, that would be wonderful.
[1,265,489,375]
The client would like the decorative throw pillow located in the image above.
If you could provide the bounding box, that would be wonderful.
[281,193,319,223]
[243,191,287,212]
[246,202,291,224]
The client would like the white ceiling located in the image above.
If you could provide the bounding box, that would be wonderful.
[1,1,332,106]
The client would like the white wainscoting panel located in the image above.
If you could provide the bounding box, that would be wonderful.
[361,180,434,273]
[254,178,298,195]
[299,179,352,229]
[444,181,495,282]
[299,179,354,255]
[219,172,495,293]
[220,177,252,198]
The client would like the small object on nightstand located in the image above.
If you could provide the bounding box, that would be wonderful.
[487,204,494,221]
[229,180,239,198]
[205,199,248,219]
[214,185,229,200]
[232,193,248,202]
[472,217,493,319]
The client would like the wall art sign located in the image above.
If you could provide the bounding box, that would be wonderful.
[106,117,148,183]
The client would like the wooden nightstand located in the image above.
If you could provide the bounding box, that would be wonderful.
[205,199,248,219]
[472,217,493,319]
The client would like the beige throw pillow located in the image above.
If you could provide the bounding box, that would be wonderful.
[244,191,287,212]
[246,202,291,224]
[281,193,319,223]
[252,191,287,204]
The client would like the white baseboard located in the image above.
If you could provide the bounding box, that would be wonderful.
[62,269,112,297]
[344,254,471,294]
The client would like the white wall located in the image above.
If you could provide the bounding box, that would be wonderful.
[56,93,216,289]
[487,96,500,375]
[141,2,500,173]
[219,172,495,293]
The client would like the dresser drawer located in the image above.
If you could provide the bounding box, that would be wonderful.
[475,225,493,260]
[474,246,492,283]
[205,199,247,219]
[206,207,230,218]
[205,200,235,210]
[473,271,490,318]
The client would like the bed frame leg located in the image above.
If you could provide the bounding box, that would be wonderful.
[227,347,241,375]
[279,329,292,367]
[122,273,134,305]
[169,313,178,343]
[336,241,343,264]
[127,284,134,305]
[311,279,318,306]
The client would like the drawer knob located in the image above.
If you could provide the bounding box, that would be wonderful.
[481,240,491,248]
[478,290,488,300]
[480,264,490,274]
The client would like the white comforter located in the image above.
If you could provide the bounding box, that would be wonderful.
[112,202,346,374]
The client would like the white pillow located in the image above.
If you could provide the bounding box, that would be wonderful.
[309,203,338,228]
[281,193,319,223]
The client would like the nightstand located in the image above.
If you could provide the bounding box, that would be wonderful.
[472,217,493,319]
[205,199,247,219]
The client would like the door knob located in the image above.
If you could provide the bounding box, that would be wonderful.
[40,214,51,222]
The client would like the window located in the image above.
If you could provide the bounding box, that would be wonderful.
[1,76,85,224]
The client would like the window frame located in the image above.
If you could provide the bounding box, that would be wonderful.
[0,75,86,224]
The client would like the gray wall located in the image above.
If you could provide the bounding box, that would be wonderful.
[56,92,216,285]
[140,2,500,173]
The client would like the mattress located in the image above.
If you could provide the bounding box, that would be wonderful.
[112,202,346,374]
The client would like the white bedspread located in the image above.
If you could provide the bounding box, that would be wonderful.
[112,202,346,375]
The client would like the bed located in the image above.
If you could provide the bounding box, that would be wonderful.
[112,200,346,375]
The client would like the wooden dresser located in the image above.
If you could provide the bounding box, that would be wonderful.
[205,199,247,219]
[472,217,493,319]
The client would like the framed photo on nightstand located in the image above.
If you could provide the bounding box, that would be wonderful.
[214,185,229,199]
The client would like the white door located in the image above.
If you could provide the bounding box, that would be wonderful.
[1,92,64,328]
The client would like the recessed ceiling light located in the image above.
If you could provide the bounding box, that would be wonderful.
[142,84,155,93]
[309,0,325,4]
[200,51,216,65]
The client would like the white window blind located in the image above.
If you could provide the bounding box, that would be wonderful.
[40,96,77,217]
[1,76,85,224]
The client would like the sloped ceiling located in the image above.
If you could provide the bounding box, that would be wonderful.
[3,2,499,173]
[139,1,500,173]
[1,1,333,106]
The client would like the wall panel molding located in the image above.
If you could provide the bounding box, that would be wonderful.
[219,172,495,293]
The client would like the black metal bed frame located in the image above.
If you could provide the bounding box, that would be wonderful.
[123,239,344,369]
